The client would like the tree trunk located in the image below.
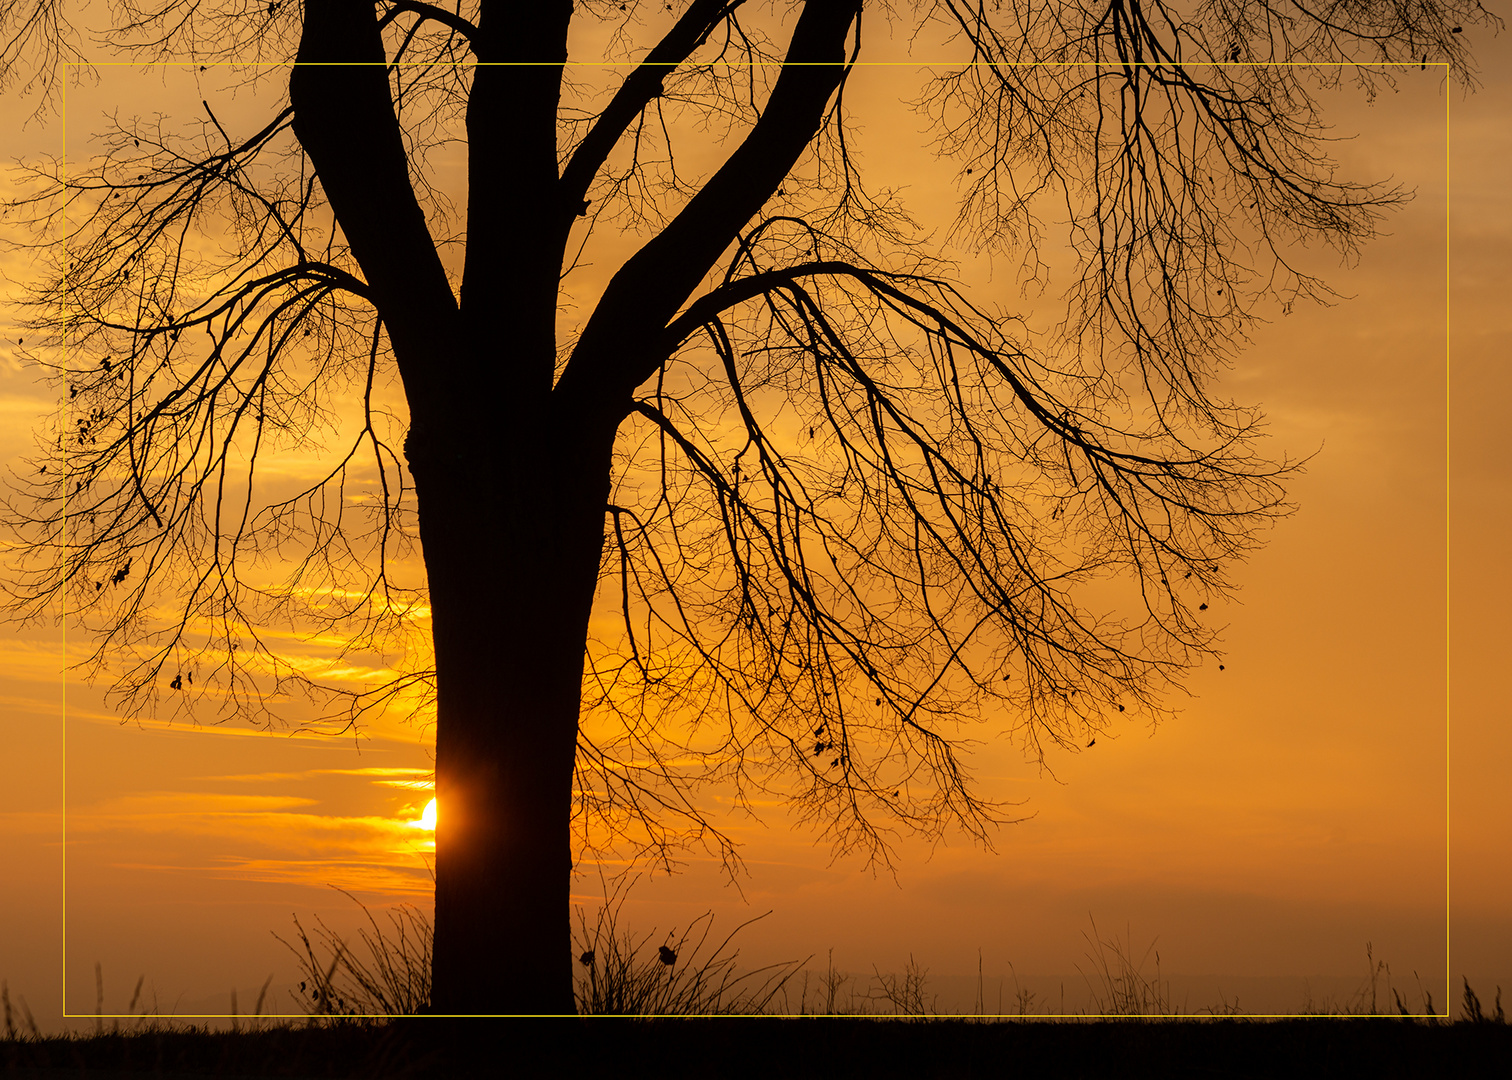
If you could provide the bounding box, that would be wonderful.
[416,397,619,1015]
[290,0,593,1010]
[289,0,858,1013]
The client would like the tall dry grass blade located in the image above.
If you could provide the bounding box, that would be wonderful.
[1005,961,1037,1017]
[1414,972,1437,1018]
[18,994,38,1039]
[275,889,432,1018]
[1075,916,1171,1017]
[571,873,806,1015]
[253,974,273,1020]
[870,956,934,1017]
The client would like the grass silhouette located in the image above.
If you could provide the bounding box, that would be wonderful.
[570,876,805,1015]
[276,888,432,1018]
[5,895,1506,1023]
[2,901,1509,1079]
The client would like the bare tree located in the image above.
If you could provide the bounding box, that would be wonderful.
[2,0,1496,1014]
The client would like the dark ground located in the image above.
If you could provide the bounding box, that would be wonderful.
[3,1017,1509,1079]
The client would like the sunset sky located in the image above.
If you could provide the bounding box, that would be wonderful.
[0,10,1507,1026]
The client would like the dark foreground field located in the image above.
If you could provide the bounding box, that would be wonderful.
[4,1017,1510,1079]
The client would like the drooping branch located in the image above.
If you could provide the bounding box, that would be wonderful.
[923,0,1498,423]
[0,0,86,107]
[575,211,1297,866]
[1,78,426,729]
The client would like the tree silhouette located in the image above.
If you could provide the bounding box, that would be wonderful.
[1,0,1495,1014]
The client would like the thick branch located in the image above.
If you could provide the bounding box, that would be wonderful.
[457,1,574,392]
[289,0,459,417]
[557,0,861,410]
[558,0,749,216]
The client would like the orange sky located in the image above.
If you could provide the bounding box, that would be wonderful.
[0,14,1507,1025]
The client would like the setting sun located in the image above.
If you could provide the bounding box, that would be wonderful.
[408,798,436,831]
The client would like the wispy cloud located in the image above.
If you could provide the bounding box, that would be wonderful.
[0,393,56,416]
[72,791,320,816]
[108,857,434,897]
[68,788,436,894]
[0,638,65,684]
[203,766,432,786]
